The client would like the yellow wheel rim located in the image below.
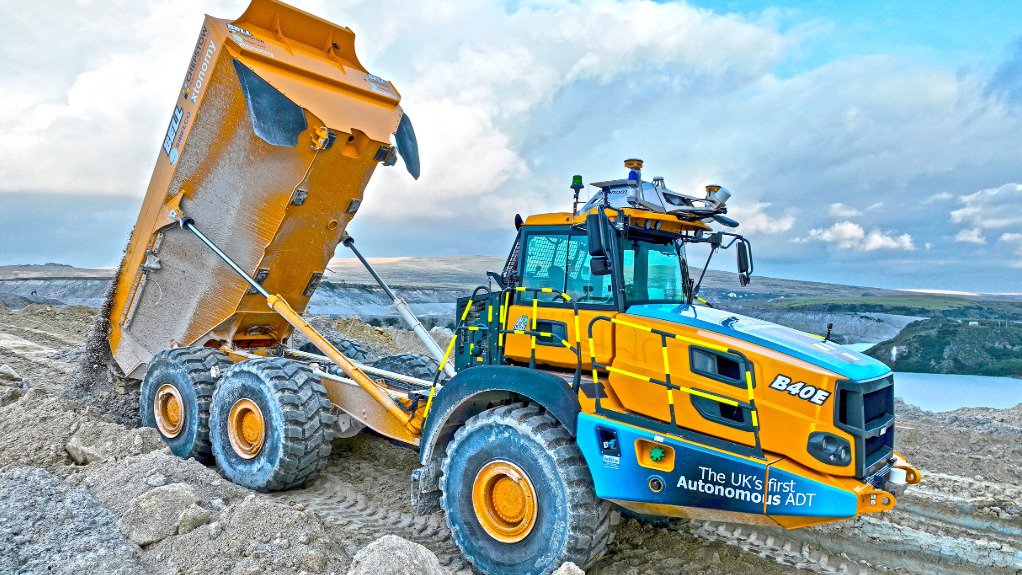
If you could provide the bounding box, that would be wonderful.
[154,384,185,438]
[227,398,265,459]
[472,460,538,543]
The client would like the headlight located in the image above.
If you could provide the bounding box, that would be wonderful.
[808,432,852,466]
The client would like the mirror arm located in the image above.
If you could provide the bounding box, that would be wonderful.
[691,246,717,303]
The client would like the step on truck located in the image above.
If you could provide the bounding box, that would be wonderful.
[96,1,921,573]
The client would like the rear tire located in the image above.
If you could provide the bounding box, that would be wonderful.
[140,347,233,462]
[298,337,372,362]
[440,402,617,575]
[210,358,334,491]
[370,353,438,380]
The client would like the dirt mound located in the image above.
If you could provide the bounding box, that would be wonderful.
[293,315,453,360]
[70,450,247,516]
[63,279,142,427]
[895,399,1022,483]
[0,389,162,475]
[143,494,344,575]
[67,451,350,574]
[0,466,145,575]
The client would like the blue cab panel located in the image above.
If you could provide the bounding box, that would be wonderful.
[576,414,858,519]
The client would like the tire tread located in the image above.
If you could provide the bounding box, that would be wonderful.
[440,402,618,573]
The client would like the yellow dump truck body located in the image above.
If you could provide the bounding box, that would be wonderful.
[108,0,406,378]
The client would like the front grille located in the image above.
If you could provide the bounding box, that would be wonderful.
[863,386,893,427]
[835,374,895,479]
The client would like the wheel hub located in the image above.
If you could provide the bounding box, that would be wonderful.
[154,384,185,438]
[227,398,265,459]
[472,460,538,543]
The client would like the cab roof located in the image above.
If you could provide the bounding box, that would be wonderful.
[524,207,711,234]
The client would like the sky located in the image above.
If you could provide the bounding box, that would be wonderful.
[0,0,1020,292]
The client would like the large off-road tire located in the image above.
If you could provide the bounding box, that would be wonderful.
[441,403,617,575]
[140,347,233,462]
[209,358,334,491]
[370,353,439,380]
[298,337,372,362]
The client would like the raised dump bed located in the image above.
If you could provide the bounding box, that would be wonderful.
[107,0,413,380]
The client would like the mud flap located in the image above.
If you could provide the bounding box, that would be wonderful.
[410,460,443,515]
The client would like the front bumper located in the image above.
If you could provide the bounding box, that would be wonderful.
[577,414,922,529]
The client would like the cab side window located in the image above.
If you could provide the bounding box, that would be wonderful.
[521,232,612,305]
[521,233,567,301]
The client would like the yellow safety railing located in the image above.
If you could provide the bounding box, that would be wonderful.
[423,285,585,423]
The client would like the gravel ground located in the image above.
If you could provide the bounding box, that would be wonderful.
[0,466,145,575]
[1,305,1020,574]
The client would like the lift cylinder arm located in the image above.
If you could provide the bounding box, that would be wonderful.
[343,236,456,378]
[181,219,421,434]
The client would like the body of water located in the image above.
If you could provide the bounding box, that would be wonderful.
[839,343,1022,411]
[892,372,1022,411]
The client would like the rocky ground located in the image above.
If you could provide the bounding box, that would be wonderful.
[1,304,1020,574]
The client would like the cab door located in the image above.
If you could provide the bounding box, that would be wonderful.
[502,229,617,370]
[605,239,760,449]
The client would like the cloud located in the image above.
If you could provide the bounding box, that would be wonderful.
[828,202,860,217]
[1001,233,1022,268]
[954,228,986,244]
[804,221,865,249]
[924,192,955,203]
[2,1,1022,291]
[949,184,1022,262]
[800,221,915,251]
[950,183,1022,230]
[726,202,795,234]
[987,36,1022,106]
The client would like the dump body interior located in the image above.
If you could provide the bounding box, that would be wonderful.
[107,0,405,379]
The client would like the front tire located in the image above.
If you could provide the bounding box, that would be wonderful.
[140,347,232,461]
[441,403,617,575]
[210,358,334,491]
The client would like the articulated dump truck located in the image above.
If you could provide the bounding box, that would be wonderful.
[98,1,920,573]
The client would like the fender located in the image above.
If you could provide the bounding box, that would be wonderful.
[418,365,581,465]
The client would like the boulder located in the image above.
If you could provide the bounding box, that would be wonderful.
[177,502,211,535]
[553,563,585,575]
[0,364,22,382]
[65,434,105,465]
[0,386,22,407]
[347,535,450,575]
[65,423,164,465]
[118,483,201,545]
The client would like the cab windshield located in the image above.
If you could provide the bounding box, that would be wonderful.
[621,239,687,306]
[517,231,688,306]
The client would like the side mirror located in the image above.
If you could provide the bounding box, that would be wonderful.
[590,256,612,276]
[586,212,608,257]
[584,210,613,257]
[736,240,753,287]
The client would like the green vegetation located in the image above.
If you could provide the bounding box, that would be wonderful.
[865,318,1022,378]
[766,294,1022,321]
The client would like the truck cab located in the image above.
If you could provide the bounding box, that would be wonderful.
[451,161,919,529]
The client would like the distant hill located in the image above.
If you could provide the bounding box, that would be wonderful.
[761,294,1022,321]
[865,319,1022,378]
[3,259,1015,306]
[0,263,113,280]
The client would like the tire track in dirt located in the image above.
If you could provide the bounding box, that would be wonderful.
[0,321,83,348]
[271,469,476,574]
